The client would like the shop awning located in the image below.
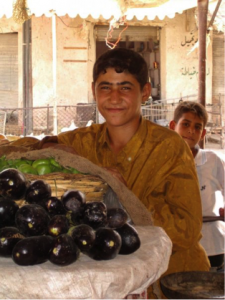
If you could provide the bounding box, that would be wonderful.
[0,0,219,21]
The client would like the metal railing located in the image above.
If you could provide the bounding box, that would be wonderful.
[0,94,224,147]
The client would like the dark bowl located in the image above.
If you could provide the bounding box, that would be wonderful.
[160,271,224,299]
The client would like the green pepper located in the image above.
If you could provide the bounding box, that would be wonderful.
[71,168,81,174]
[6,159,17,167]
[0,159,9,170]
[51,165,63,173]
[49,157,63,169]
[14,160,32,169]
[32,158,51,169]
[18,164,38,175]
[0,165,10,172]
[36,164,53,175]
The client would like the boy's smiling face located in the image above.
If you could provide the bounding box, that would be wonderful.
[92,68,151,129]
[170,112,206,150]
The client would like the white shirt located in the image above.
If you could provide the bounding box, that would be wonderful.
[195,149,225,256]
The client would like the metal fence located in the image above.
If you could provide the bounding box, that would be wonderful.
[0,94,224,147]
[141,94,199,126]
[0,104,97,136]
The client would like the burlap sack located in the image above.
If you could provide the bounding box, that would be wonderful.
[2,147,153,226]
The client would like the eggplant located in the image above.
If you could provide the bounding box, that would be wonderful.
[107,208,128,229]
[15,204,50,237]
[12,235,54,266]
[25,179,51,207]
[68,224,95,253]
[87,227,121,261]
[49,234,80,266]
[45,196,66,217]
[61,189,86,214]
[116,223,141,255]
[47,215,70,237]
[82,202,107,229]
[0,168,27,200]
[0,199,19,228]
[0,227,24,257]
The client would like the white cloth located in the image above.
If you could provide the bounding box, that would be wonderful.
[195,149,225,256]
[0,226,172,299]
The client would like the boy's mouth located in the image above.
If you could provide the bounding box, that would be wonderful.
[106,107,125,112]
[183,136,194,141]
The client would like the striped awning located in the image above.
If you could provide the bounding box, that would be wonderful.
[0,0,220,22]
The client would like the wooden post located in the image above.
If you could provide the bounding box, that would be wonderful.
[52,13,58,135]
[198,0,209,148]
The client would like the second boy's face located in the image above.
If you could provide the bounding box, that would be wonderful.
[170,112,206,149]
[92,68,150,128]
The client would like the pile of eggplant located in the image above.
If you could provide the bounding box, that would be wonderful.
[0,168,141,266]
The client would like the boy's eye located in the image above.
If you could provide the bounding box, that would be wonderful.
[121,86,131,90]
[100,86,110,90]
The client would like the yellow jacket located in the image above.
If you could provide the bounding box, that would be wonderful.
[57,118,210,274]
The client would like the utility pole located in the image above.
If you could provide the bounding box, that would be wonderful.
[198,0,209,148]
[198,0,209,108]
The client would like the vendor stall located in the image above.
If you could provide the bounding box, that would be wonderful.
[0,148,172,299]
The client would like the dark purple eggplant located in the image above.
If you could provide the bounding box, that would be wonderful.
[12,235,54,265]
[0,168,27,200]
[86,227,121,260]
[82,201,107,229]
[48,234,80,266]
[61,189,86,214]
[68,224,95,253]
[0,227,24,256]
[107,208,128,229]
[48,215,69,237]
[0,199,19,228]
[15,204,50,237]
[25,179,51,207]
[45,196,66,216]
[115,223,141,255]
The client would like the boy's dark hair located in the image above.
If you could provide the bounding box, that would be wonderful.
[93,48,149,90]
[174,101,208,126]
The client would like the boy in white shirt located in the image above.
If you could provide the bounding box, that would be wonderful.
[170,100,225,269]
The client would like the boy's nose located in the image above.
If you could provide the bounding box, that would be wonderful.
[188,127,195,134]
[110,89,121,102]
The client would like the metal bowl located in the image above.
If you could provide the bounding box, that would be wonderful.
[160,271,224,299]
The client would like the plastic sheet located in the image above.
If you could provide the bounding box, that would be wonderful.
[0,226,172,299]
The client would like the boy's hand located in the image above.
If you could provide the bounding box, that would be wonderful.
[104,167,127,186]
[219,207,224,219]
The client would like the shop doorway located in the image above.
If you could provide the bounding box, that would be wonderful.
[95,25,161,100]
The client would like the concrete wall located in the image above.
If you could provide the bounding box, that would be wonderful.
[0,17,23,108]
[0,10,213,108]
[160,9,212,103]
[32,15,91,107]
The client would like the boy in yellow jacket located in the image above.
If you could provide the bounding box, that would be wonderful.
[8,48,210,298]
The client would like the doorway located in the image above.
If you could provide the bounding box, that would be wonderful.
[95,25,161,100]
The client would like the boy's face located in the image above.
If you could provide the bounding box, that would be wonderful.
[92,68,151,128]
[169,112,206,149]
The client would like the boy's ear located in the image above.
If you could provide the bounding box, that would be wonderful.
[169,120,176,130]
[141,83,151,103]
[200,128,207,140]
[91,82,96,101]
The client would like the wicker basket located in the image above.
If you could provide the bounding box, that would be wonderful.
[16,172,109,207]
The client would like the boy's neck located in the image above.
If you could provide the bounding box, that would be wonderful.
[191,147,199,158]
[106,118,141,154]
